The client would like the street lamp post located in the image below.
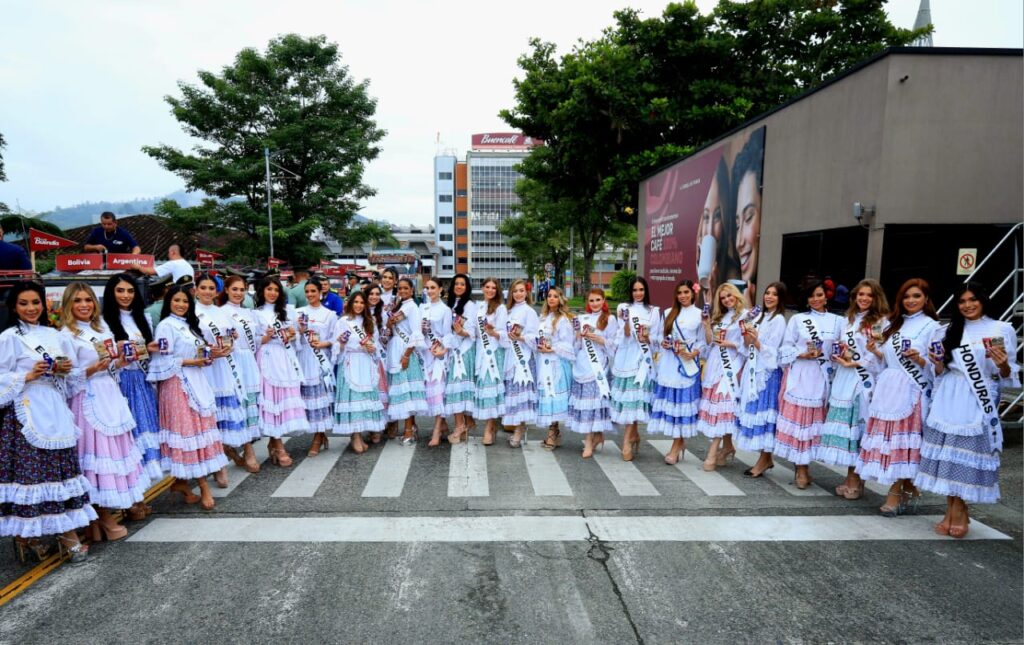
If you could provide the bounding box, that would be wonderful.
[265,147,274,259]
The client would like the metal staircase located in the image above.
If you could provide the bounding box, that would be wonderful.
[937,222,1023,426]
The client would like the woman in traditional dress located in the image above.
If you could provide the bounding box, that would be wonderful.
[363,284,390,444]
[148,284,229,510]
[536,287,575,450]
[735,282,788,477]
[333,291,387,452]
[649,281,703,464]
[501,279,540,449]
[696,283,746,471]
[567,288,618,458]
[916,283,1017,537]
[610,277,662,461]
[218,275,263,472]
[473,278,508,446]
[856,278,943,516]
[817,279,888,498]
[443,274,477,442]
[419,277,452,446]
[102,273,164,518]
[776,280,843,488]
[386,278,429,445]
[296,277,340,457]
[1,282,95,563]
[253,275,310,467]
[60,282,148,541]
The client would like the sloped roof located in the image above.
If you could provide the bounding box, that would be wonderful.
[64,214,199,260]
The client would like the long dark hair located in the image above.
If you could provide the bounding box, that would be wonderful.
[256,276,289,322]
[159,284,204,338]
[343,291,375,336]
[363,284,384,331]
[103,273,153,343]
[2,281,50,332]
[759,281,787,323]
[801,279,826,311]
[382,267,399,299]
[663,280,695,337]
[397,277,416,306]
[942,282,990,366]
[446,273,472,317]
[629,276,651,308]
[884,278,938,340]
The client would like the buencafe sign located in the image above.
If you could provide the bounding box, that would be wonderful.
[470,132,545,151]
[56,254,103,271]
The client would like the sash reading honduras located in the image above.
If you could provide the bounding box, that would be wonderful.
[477,311,501,382]
[199,312,248,405]
[623,304,656,387]
[953,333,1003,452]
[507,319,534,386]
[579,314,610,397]
[844,325,875,411]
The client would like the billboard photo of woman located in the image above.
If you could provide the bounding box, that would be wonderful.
[731,127,765,304]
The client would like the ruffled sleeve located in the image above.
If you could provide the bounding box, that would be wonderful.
[520,307,540,352]
[61,330,90,398]
[923,320,946,382]
[647,308,664,348]
[758,315,787,372]
[147,320,184,382]
[405,302,425,349]
[997,321,1020,388]
[552,317,575,361]
[0,334,26,406]
[778,315,802,366]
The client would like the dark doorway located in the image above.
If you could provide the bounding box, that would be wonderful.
[780,226,869,309]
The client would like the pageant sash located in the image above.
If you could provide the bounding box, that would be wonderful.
[420,304,447,382]
[580,314,611,397]
[952,333,1003,452]
[674,319,700,378]
[14,325,68,398]
[889,331,929,392]
[715,318,740,405]
[844,325,875,411]
[507,319,534,386]
[199,312,248,405]
[271,317,304,380]
[800,314,834,381]
[628,305,656,387]
[477,311,501,382]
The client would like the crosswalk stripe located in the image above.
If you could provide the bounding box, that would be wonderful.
[646,441,746,496]
[128,514,1013,543]
[592,443,660,496]
[271,439,348,497]
[521,442,573,496]
[448,437,489,497]
[815,462,893,497]
[211,437,291,498]
[734,449,831,496]
[362,440,416,498]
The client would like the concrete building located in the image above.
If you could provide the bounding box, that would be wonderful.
[433,154,457,277]
[639,47,1022,315]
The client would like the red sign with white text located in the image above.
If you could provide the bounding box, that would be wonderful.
[470,133,544,150]
[56,254,103,271]
[196,249,222,265]
[321,265,344,277]
[107,254,155,270]
[267,257,284,268]
[28,228,76,251]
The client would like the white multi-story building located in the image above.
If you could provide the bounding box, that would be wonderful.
[433,153,457,277]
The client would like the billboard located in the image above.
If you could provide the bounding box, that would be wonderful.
[470,133,545,151]
[641,126,766,306]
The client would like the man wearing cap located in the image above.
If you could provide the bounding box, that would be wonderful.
[83,212,141,255]
[138,244,194,284]
[0,224,31,271]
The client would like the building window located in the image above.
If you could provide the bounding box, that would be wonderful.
[440,234,453,242]
[439,216,453,224]
[457,243,468,251]
[438,195,453,203]
[438,172,453,180]
[456,211,467,217]
[441,249,453,256]
[457,228,467,236]
[442,263,454,270]
[456,189,467,196]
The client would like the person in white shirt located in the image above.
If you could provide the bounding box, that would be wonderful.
[138,244,195,284]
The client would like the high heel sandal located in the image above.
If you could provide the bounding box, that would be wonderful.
[126,502,152,522]
[308,433,325,457]
[715,446,736,466]
[401,426,419,447]
[794,470,813,490]
[507,426,526,449]
[214,468,229,489]
[842,480,865,501]
[13,536,51,563]
[743,464,773,478]
[57,534,88,564]
[541,426,562,451]
[448,425,468,445]
[901,483,922,515]
[482,426,496,446]
[197,482,215,511]
[879,484,905,517]
[428,424,444,448]
[269,444,293,467]
[170,480,200,505]
[90,518,128,542]
[242,444,261,474]
[223,445,246,468]
[350,434,369,454]
[663,441,685,465]
[702,443,720,472]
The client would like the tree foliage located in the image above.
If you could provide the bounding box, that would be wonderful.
[500,0,928,292]
[143,34,385,267]
[500,176,573,284]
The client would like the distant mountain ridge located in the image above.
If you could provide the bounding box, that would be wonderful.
[40,189,208,229]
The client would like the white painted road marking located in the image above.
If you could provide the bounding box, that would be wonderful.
[448,436,489,497]
[271,438,348,497]
[592,443,660,496]
[734,449,831,497]
[362,440,416,498]
[521,442,573,496]
[211,437,291,498]
[129,514,1013,543]
[647,441,746,497]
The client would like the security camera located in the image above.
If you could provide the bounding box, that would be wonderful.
[853,202,864,222]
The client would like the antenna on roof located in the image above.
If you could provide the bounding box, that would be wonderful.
[911,0,934,47]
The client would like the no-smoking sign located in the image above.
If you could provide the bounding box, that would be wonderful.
[957,248,977,275]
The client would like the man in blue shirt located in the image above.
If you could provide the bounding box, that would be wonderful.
[0,224,31,270]
[83,212,141,254]
[314,275,344,316]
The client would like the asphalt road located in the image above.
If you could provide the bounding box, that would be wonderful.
[1,425,1021,644]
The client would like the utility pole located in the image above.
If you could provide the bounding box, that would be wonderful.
[265,147,274,259]
[568,226,574,299]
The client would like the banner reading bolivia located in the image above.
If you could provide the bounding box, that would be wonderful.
[28,228,76,252]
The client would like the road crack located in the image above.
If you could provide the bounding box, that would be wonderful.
[584,521,645,645]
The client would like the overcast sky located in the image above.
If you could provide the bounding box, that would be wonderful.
[0,0,1020,225]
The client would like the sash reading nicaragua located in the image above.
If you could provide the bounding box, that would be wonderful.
[476,310,501,381]
[952,333,1002,452]
[14,324,68,398]
[800,314,834,381]
[507,313,534,386]
[343,316,381,363]
[271,316,303,379]
[844,322,875,410]
[199,312,248,405]
[715,314,740,404]
[627,305,656,386]
[421,303,446,382]
[675,318,700,378]
[302,311,335,392]
[581,313,610,397]
[888,330,929,392]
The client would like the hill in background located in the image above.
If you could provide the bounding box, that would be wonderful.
[39,189,207,229]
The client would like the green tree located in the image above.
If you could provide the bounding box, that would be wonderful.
[500,176,572,284]
[501,1,927,293]
[143,34,385,267]
[336,220,398,250]
[0,131,8,215]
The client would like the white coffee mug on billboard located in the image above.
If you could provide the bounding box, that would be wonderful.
[697,234,717,287]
